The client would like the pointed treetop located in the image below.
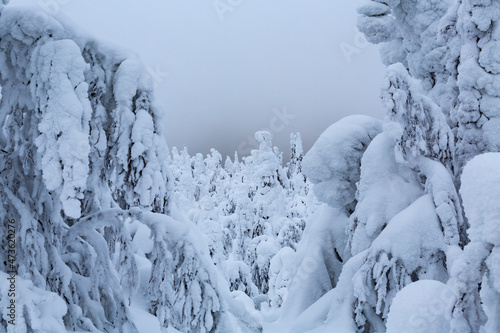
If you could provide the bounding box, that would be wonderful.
[290,133,304,158]
[255,131,272,151]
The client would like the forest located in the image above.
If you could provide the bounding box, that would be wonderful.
[0,0,499,332]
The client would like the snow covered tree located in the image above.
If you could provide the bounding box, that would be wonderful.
[188,196,225,264]
[205,148,228,203]
[170,146,194,203]
[280,67,465,332]
[302,115,382,213]
[0,271,68,332]
[241,131,287,239]
[450,153,500,333]
[359,0,500,173]
[451,0,500,171]
[245,235,280,295]
[357,0,401,62]
[109,64,171,214]
[238,132,296,295]
[191,152,207,202]
[274,1,500,332]
[142,210,223,333]
[287,133,304,182]
[268,246,295,307]
[357,0,451,82]
[0,6,261,332]
[381,64,466,246]
[322,71,462,328]
[166,130,317,305]
[279,133,313,252]
[270,116,382,329]
[221,259,257,297]
[0,8,139,330]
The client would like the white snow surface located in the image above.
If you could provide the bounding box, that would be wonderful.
[386,280,456,333]
[348,132,423,256]
[366,194,445,274]
[0,272,67,333]
[272,204,349,331]
[461,153,500,246]
[302,115,382,208]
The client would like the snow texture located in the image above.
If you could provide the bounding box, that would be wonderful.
[386,280,456,333]
[302,115,382,210]
[0,271,67,332]
[2,1,500,332]
[0,6,259,333]
[450,153,500,333]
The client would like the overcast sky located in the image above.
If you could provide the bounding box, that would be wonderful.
[13,0,385,160]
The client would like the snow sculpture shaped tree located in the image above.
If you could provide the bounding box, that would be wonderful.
[0,6,260,333]
[274,1,500,331]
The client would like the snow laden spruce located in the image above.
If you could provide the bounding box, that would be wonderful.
[264,1,500,332]
[1,1,500,333]
[0,5,314,329]
[168,131,316,309]
[0,6,263,333]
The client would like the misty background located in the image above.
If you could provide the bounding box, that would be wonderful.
[14,0,385,159]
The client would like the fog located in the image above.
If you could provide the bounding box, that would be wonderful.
[14,0,386,159]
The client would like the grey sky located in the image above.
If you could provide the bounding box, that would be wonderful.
[14,0,386,160]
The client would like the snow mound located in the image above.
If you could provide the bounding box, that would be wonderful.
[348,132,423,255]
[461,152,500,246]
[367,194,445,273]
[302,115,382,208]
[387,280,456,333]
[0,272,67,332]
